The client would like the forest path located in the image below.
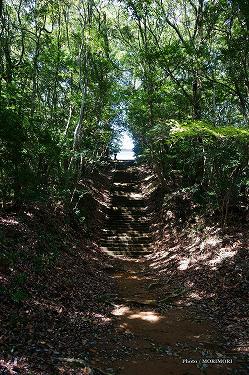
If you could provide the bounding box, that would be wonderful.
[94,161,237,374]
[93,161,239,375]
[100,160,152,257]
[94,258,231,375]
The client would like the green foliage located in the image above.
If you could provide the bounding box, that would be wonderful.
[168,121,249,142]
[0,0,121,207]
[6,273,30,303]
[0,0,248,227]
[13,272,28,287]
[10,288,29,303]
[135,119,249,224]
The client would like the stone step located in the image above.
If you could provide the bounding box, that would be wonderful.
[110,205,146,210]
[107,220,147,226]
[101,234,150,240]
[113,176,139,183]
[107,225,150,232]
[112,191,142,197]
[112,194,144,201]
[112,181,138,186]
[100,244,151,251]
[114,169,138,175]
[101,238,151,245]
[113,161,136,170]
[108,217,147,223]
[101,229,150,236]
[100,243,150,252]
[100,245,151,252]
[112,184,140,193]
[112,196,145,201]
[109,208,147,214]
[112,201,147,210]
[101,236,151,245]
[100,247,151,258]
[110,207,148,214]
[108,213,146,220]
[101,245,151,251]
[113,169,136,175]
[107,217,150,223]
[100,161,153,259]
[111,199,146,208]
[102,233,150,240]
[112,191,143,196]
[107,226,150,232]
[111,252,151,258]
[105,227,149,232]
[107,214,149,221]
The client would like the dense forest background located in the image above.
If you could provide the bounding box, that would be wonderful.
[1,2,249,373]
[1,0,249,226]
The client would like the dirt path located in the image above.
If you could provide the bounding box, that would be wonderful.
[95,161,244,374]
[93,258,238,375]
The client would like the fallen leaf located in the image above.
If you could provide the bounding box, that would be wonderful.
[83,367,92,375]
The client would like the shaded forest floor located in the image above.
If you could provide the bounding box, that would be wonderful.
[0,169,249,374]
[0,202,118,374]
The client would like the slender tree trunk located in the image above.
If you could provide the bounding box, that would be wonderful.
[192,70,202,119]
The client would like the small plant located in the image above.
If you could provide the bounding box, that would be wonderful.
[10,288,29,303]
[13,272,28,286]
[32,254,45,273]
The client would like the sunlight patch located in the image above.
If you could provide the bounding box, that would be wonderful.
[111,305,161,323]
[200,236,222,251]
[1,218,19,225]
[25,211,34,218]
[188,291,202,301]
[128,311,161,323]
[209,249,237,267]
[112,305,130,316]
[178,259,190,270]
[92,313,112,323]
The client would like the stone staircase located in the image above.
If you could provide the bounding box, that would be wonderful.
[100,160,152,258]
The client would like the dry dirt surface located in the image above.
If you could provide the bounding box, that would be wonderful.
[93,257,248,375]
